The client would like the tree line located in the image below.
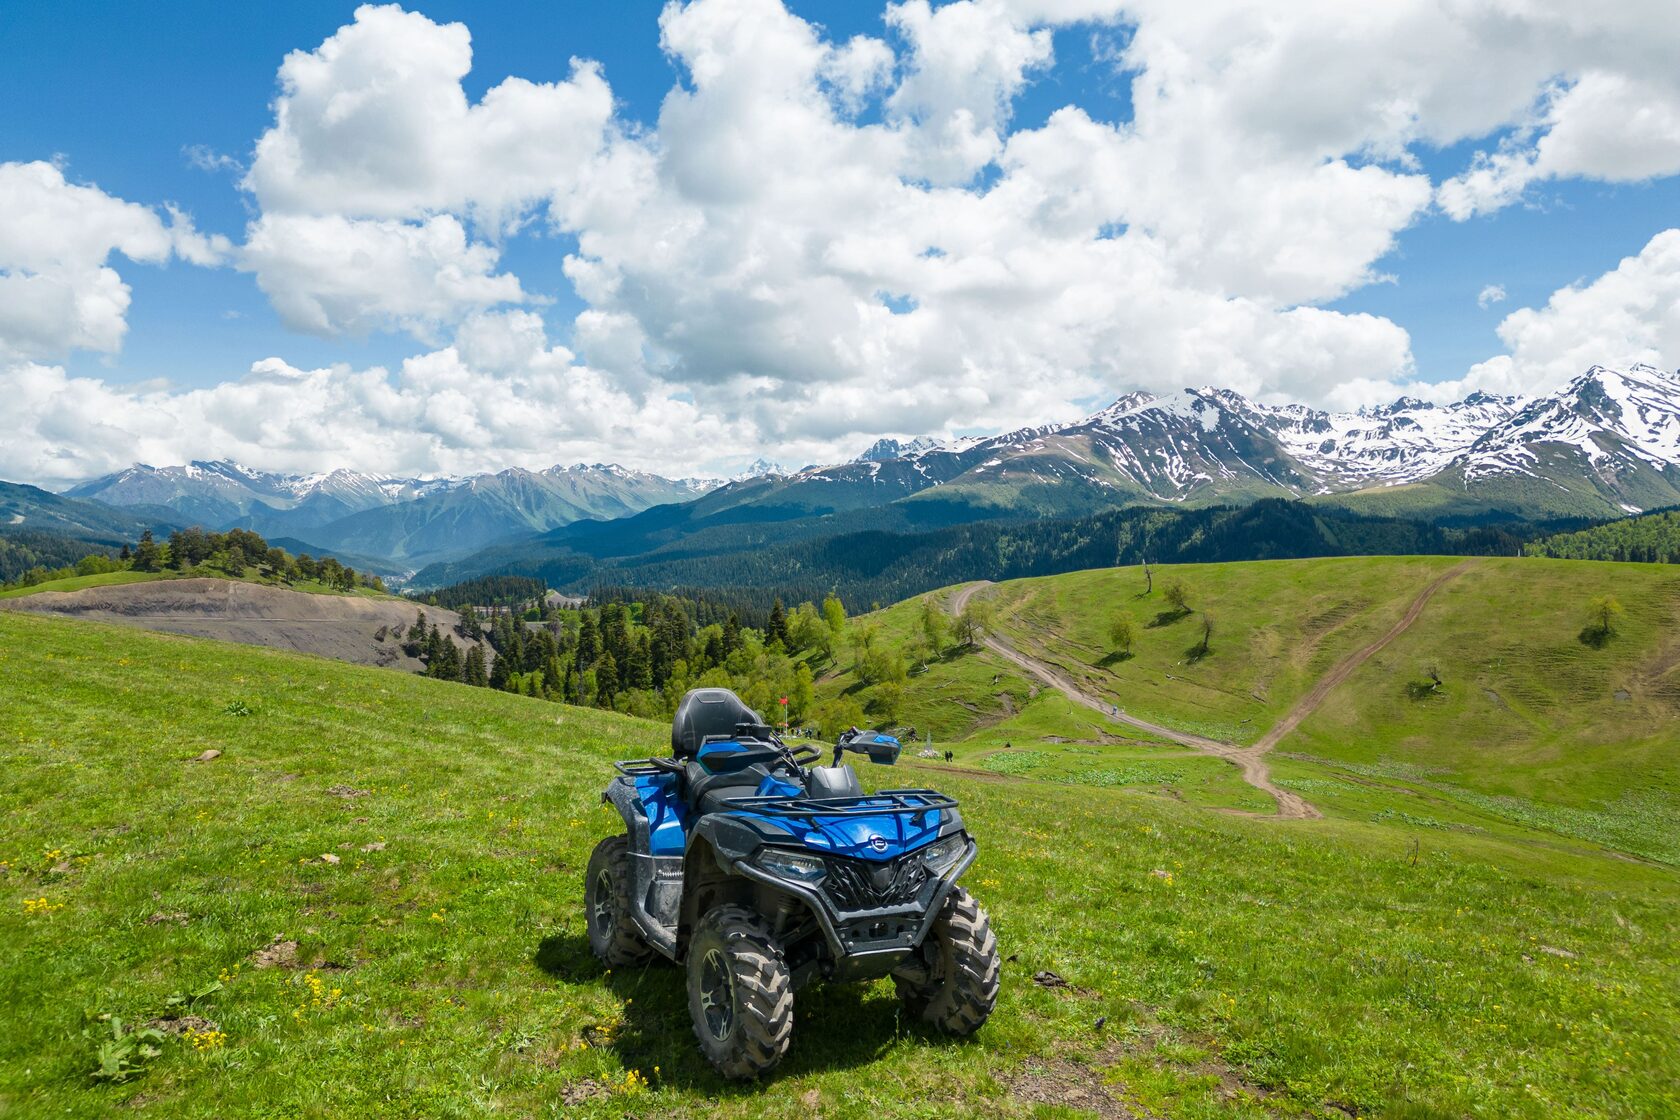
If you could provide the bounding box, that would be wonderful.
[408,590,865,734]
[0,531,124,587]
[1525,507,1680,564]
[432,498,1600,615]
[135,527,387,592]
[0,526,388,595]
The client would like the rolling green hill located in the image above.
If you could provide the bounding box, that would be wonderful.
[3,605,1675,1117]
[818,556,1680,863]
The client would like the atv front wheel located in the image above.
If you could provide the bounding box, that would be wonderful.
[893,886,1000,1035]
[686,905,794,1079]
[585,835,654,967]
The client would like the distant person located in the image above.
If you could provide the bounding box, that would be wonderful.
[944,750,953,763]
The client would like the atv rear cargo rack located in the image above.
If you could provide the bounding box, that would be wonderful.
[613,757,679,777]
[717,789,958,817]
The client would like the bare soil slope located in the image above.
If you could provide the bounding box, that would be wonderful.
[0,578,476,671]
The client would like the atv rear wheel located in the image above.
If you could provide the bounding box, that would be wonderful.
[893,886,999,1035]
[686,905,793,1079]
[585,835,654,967]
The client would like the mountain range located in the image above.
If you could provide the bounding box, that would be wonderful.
[65,462,716,569]
[18,362,1680,582]
[727,362,1680,524]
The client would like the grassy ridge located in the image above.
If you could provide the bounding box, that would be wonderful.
[815,557,1680,860]
[0,568,397,602]
[2,611,1677,1117]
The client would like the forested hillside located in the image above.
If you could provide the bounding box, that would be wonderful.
[0,530,121,584]
[423,498,1575,610]
[1526,507,1680,563]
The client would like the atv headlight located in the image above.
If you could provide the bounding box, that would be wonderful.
[756,848,827,884]
[920,833,967,875]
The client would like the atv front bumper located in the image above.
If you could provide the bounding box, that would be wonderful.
[724,838,978,974]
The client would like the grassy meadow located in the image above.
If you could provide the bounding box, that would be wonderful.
[820,557,1680,851]
[2,600,1677,1118]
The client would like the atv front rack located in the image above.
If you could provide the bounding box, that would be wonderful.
[717,789,958,818]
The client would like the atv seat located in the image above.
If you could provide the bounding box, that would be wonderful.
[684,759,788,815]
[672,687,761,758]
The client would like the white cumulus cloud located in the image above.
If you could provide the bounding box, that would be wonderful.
[11,0,1680,486]
[0,161,229,362]
[1476,229,1680,394]
[240,212,529,340]
[0,312,732,489]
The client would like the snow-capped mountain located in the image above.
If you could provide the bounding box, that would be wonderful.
[64,461,432,530]
[732,458,791,481]
[696,364,1680,521]
[1263,391,1527,489]
[1439,364,1680,514]
[64,460,721,566]
[853,437,944,462]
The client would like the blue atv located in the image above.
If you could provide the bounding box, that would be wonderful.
[586,687,999,1079]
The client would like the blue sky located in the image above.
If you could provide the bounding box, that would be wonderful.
[2,1,1678,483]
[4,1,1166,389]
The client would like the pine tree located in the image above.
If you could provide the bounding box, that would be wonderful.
[576,611,601,667]
[132,531,163,573]
[767,598,789,649]
[596,651,619,705]
[627,634,653,691]
[463,645,489,687]
[439,639,462,680]
[722,613,742,655]
[489,649,513,691]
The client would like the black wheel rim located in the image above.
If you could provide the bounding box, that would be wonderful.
[591,869,613,936]
[698,948,735,1041]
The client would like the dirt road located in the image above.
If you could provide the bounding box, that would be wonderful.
[947,564,1472,820]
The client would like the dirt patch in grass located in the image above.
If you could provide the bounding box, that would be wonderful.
[250,937,299,969]
[1009,1058,1139,1118]
[145,1015,219,1035]
[559,1079,612,1105]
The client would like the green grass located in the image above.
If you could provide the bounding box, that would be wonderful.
[3,611,1677,1118]
[0,570,167,599]
[822,557,1680,851]
[0,567,400,603]
[983,557,1464,745]
[1280,558,1680,861]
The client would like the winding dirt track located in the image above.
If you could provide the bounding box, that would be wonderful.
[947,562,1473,820]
